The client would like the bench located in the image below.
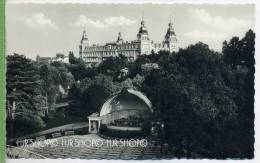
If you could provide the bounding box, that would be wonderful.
[64,131,75,136]
[52,132,62,138]
[35,136,46,141]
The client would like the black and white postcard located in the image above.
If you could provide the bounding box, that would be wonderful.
[4,0,259,162]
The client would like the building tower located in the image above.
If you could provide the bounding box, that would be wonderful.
[117,32,124,44]
[137,16,151,55]
[79,29,90,58]
[164,17,178,53]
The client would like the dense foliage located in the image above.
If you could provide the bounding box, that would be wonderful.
[6,30,254,158]
[142,42,253,158]
[6,54,46,137]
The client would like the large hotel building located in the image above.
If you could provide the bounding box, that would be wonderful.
[79,18,178,66]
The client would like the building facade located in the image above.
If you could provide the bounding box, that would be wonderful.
[79,19,178,66]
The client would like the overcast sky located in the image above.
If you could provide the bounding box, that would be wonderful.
[6,3,255,59]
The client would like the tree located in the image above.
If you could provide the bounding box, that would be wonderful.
[51,61,75,91]
[68,83,83,116]
[223,29,255,70]
[82,74,115,116]
[142,43,245,158]
[68,74,117,117]
[68,51,78,64]
[98,54,128,80]
[39,64,62,113]
[68,58,96,81]
[6,54,46,138]
[39,60,75,112]
[222,29,255,158]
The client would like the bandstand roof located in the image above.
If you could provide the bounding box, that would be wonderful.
[100,89,152,117]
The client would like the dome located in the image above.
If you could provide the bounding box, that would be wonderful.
[100,89,152,117]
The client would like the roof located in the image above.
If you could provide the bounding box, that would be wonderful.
[100,89,152,117]
[88,112,100,118]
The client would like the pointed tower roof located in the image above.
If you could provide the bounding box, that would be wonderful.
[117,32,124,44]
[138,19,148,35]
[81,28,89,43]
[165,16,176,41]
[137,14,149,41]
[138,12,148,35]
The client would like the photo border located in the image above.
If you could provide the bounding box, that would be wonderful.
[2,0,259,163]
[0,0,5,162]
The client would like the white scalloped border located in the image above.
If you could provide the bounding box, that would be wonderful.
[5,0,260,163]
[6,0,257,4]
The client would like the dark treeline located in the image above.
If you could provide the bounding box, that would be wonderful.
[6,29,254,158]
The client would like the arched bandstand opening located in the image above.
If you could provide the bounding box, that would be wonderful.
[88,89,153,138]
